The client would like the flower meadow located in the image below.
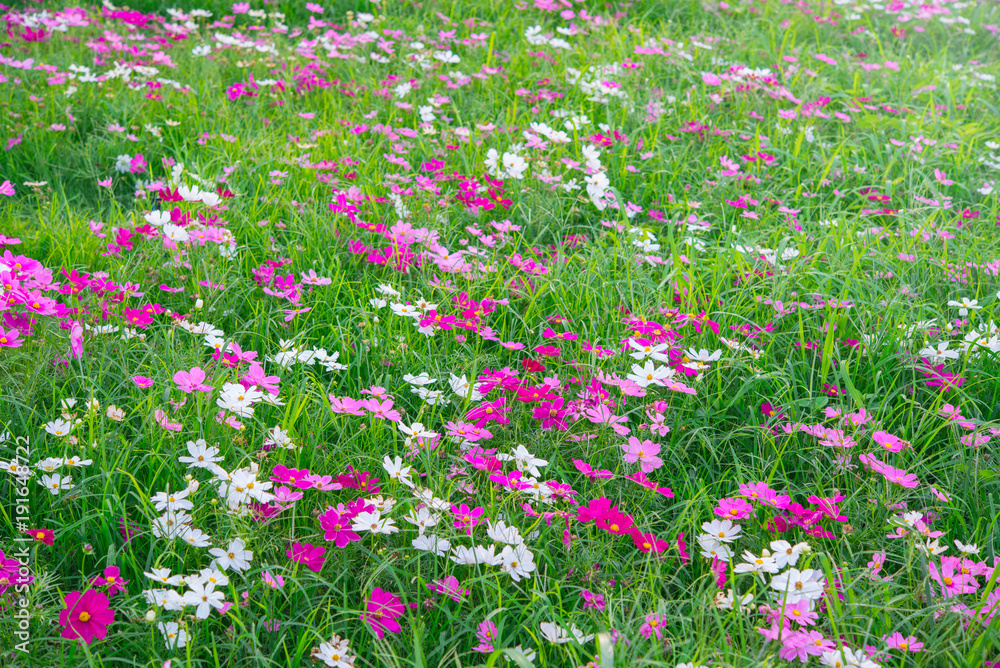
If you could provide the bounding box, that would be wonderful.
[2,1,1000,667]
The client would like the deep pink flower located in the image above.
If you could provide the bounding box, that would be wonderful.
[532,396,568,430]
[319,508,361,548]
[631,530,669,553]
[580,589,606,611]
[361,587,405,638]
[58,590,115,644]
[465,397,512,427]
[92,566,129,598]
[286,542,326,572]
[576,497,614,523]
[573,459,613,481]
[132,375,154,388]
[270,465,312,489]
[450,504,485,535]
[25,528,55,545]
[594,509,634,535]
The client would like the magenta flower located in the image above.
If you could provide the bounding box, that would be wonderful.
[361,587,405,638]
[172,366,214,393]
[594,509,634,535]
[426,575,469,603]
[631,530,669,553]
[573,459,613,481]
[129,154,147,174]
[25,528,55,545]
[92,566,129,598]
[760,401,783,419]
[58,590,115,644]
[576,497,614,523]
[132,375,154,388]
[580,589,606,611]
[532,396,568,430]
[465,397,511,427]
[286,542,326,572]
[450,503,485,535]
[319,508,361,548]
[872,430,907,453]
[270,465,313,489]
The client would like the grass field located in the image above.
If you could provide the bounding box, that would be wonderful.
[2,0,1000,666]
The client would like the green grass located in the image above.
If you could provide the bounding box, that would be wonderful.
[2,0,1000,666]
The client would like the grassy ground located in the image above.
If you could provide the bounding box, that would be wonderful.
[2,0,1000,666]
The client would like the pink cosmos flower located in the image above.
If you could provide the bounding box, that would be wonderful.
[473,619,497,653]
[595,509,634,535]
[639,612,666,639]
[154,409,182,432]
[573,459,613,481]
[362,397,402,422]
[576,497,614,523]
[622,436,662,472]
[927,558,978,598]
[286,542,326,572]
[330,396,366,415]
[25,528,55,545]
[450,504,485,535]
[173,366,214,393]
[738,482,790,509]
[92,566,129,598]
[0,327,22,348]
[701,72,723,86]
[132,376,154,388]
[884,632,923,652]
[872,431,907,453]
[532,396,568,430]
[631,530,669,553]
[625,471,673,497]
[319,508,361,548]
[715,497,754,520]
[262,571,285,588]
[59,590,115,644]
[465,397,511,427]
[361,588,405,638]
[781,599,818,626]
[270,465,312,489]
[778,629,835,661]
[427,575,469,603]
[880,465,919,488]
